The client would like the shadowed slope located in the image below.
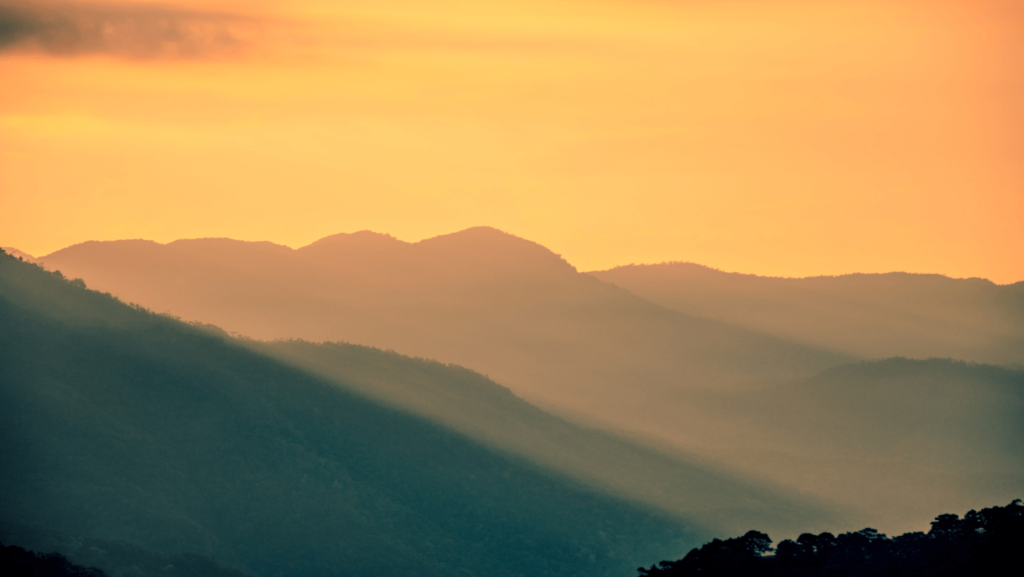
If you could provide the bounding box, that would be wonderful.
[590,263,1024,366]
[0,251,700,577]
[39,228,849,433]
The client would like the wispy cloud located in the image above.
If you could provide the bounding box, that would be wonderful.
[0,0,261,58]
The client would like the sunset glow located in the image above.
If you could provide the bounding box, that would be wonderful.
[1,0,1021,282]
[3,3,1024,570]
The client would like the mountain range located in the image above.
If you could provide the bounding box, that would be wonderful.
[37,228,849,435]
[3,228,1022,573]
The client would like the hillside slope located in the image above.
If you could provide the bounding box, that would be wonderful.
[0,251,697,577]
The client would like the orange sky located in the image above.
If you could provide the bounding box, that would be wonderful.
[1,0,1021,282]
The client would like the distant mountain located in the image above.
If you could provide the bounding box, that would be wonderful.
[38,228,849,440]
[743,359,1024,468]
[589,263,1024,366]
[0,251,700,577]
[642,358,1024,534]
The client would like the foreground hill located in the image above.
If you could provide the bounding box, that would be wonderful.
[38,229,849,429]
[589,263,1024,366]
[0,251,698,577]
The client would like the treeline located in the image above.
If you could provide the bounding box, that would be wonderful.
[639,500,1022,576]
[1,542,105,577]
[0,525,256,577]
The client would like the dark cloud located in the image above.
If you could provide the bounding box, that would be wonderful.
[0,1,260,58]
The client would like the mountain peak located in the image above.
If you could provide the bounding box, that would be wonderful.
[43,239,163,261]
[437,225,511,238]
[300,230,404,250]
[418,227,578,275]
[423,226,526,243]
[296,230,408,260]
[168,237,293,252]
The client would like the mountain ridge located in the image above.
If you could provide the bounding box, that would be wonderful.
[594,261,1012,285]
[590,261,1024,366]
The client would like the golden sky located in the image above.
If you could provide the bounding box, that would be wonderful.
[1,0,1021,282]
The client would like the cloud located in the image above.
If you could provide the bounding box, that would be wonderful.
[0,1,260,59]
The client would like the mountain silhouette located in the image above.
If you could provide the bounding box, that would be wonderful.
[0,251,702,577]
[589,262,1024,366]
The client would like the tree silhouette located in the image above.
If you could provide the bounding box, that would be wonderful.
[638,500,1022,576]
[1,542,107,576]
